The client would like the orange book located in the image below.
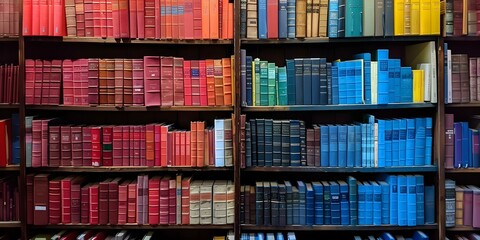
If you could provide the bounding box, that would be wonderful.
[201,0,209,39]
[190,122,197,167]
[221,0,228,39]
[197,122,205,167]
[172,0,179,39]
[205,59,215,106]
[166,0,173,38]
[209,0,218,38]
[146,125,155,167]
[227,3,233,39]
[204,128,209,166]
[222,58,232,106]
[213,59,224,106]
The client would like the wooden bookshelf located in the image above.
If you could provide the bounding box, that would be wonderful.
[0,221,21,228]
[444,36,480,42]
[0,165,20,172]
[25,105,234,112]
[446,226,480,232]
[445,168,480,173]
[241,36,439,44]
[445,103,480,108]
[242,103,436,112]
[243,166,438,173]
[0,104,20,109]
[25,36,233,45]
[28,224,234,230]
[241,224,439,231]
[27,166,233,173]
[0,36,19,42]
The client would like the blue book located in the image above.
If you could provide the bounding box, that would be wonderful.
[250,119,258,165]
[305,183,314,226]
[276,233,285,240]
[398,175,408,226]
[279,0,288,38]
[414,118,426,166]
[348,176,358,225]
[357,182,366,225]
[381,233,396,240]
[311,58,321,105]
[354,53,371,104]
[257,0,267,39]
[297,181,306,225]
[328,0,339,37]
[337,62,347,104]
[256,119,265,166]
[385,120,393,167]
[412,231,429,240]
[424,185,435,224]
[407,175,417,226]
[338,125,347,167]
[278,67,288,105]
[294,59,304,105]
[329,181,341,225]
[284,181,293,225]
[11,113,20,165]
[312,181,324,225]
[406,118,416,166]
[365,115,375,168]
[255,182,264,225]
[337,0,345,37]
[272,120,282,166]
[281,121,290,166]
[286,0,296,38]
[354,124,362,167]
[255,233,265,240]
[371,181,382,226]
[264,119,273,166]
[266,233,274,240]
[327,62,332,104]
[372,49,390,104]
[392,119,400,166]
[386,175,398,225]
[347,125,355,167]
[287,232,296,240]
[361,124,367,167]
[399,119,407,166]
[345,0,363,36]
[468,129,473,168]
[378,181,390,225]
[321,181,331,225]
[425,118,433,166]
[392,59,402,103]
[292,186,300,225]
[338,180,349,225]
[329,125,338,167]
[246,56,253,106]
[241,50,247,105]
[400,67,413,103]
[474,130,480,168]
[332,64,339,104]
[319,58,328,105]
[344,61,354,104]
[454,122,463,168]
[263,182,271,225]
[286,60,296,105]
[290,120,301,166]
[377,120,386,167]
[415,175,425,225]
[303,58,313,105]
[354,60,363,104]
[320,125,329,167]
[463,123,470,168]
[364,182,373,225]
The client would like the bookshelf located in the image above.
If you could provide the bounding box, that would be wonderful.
[27,166,233,173]
[242,103,436,112]
[240,224,439,231]
[243,166,438,173]
[25,105,234,112]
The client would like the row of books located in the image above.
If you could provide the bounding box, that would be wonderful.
[240,232,296,240]
[242,116,433,168]
[27,174,234,226]
[25,57,234,107]
[0,64,20,104]
[354,231,429,240]
[22,0,234,40]
[26,118,233,168]
[443,46,480,104]
[32,231,235,240]
[240,175,435,226]
[445,0,480,37]
[444,114,480,169]
[0,114,20,167]
[240,42,438,106]
[241,0,441,39]
[448,234,480,240]
[445,179,480,228]
[0,0,19,36]
[0,176,19,221]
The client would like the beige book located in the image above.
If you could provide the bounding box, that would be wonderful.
[307,0,313,37]
[404,0,412,34]
[319,0,328,37]
[312,0,320,37]
[65,0,77,36]
[296,0,307,37]
[247,0,258,38]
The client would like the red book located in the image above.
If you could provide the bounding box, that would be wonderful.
[82,127,92,166]
[109,178,121,224]
[197,121,205,167]
[50,60,62,105]
[160,125,171,166]
[161,0,166,38]
[165,0,172,38]
[184,0,194,39]
[183,60,192,106]
[71,177,84,224]
[159,176,169,224]
[122,126,130,166]
[33,60,42,105]
[84,0,94,36]
[174,57,184,106]
[144,56,161,106]
[213,59,224,105]
[63,60,74,105]
[89,184,99,225]
[129,126,135,166]
[178,0,185,39]
[172,0,179,39]
[190,60,200,105]
[118,180,129,224]
[48,177,61,224]
[205,59,215,106]
[160,56,174,106]
[180,131,186,166]
[127,180,137,223]
[91,127,102,166]
[106,0,114,37]
[41,60,51,105]
[175,131,180,165]
[145,0,156,38]
[140,126,146,166]
[186,131,191,166]
[132,59,145,106]
[32,0,40,35]
[119,0,129,37]
[48,0,54,36]
[155,0,161,38]
[137,0,145,38]
[80,59,90,105]
[41,120,51,167]
[34,174,49,225]
[92,0,101,37]
[23,0,33,35]
[181,176,190,224]
[123,59,133,106]
[98,179,110,225]
[100,0,107,38]
[72,60,81,105]
[102,126,113,166]
[32,120,42,167]
[114,59,124,106]
[61,126,72,166]
[133,126,141,166]
[168,178,176,224]
[267,0,278,38]
[39,0,48,35]
[154,124,161,166]
[221,0,228,39]
[88,58,99,105]
[146,124,155,167]
[148,176,160,225]
[80,183,90,224]
[75,0,86,36]
[201,0,208,39]
[199,60,208,106]
[167,131,173,166]
[71,126,83,166]
[129,0,138,38]
[190,122,197,166]
[53,0,65,36]
[112,126,123,166]
[25,60,35,105]
[49,126,61,167]
[27,175,34,224]
[91,232,108,240]
[60,177,73,223]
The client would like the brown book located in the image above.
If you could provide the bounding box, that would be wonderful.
[190,122,197,167]
[174,57,185,106]
[456,186,465,225]
[99,179,112,225]
[99,59,108,105]
[206,59,216,106]
[106,59,116,105]
[242,185,248,223]
[445,114,454,169]
[33,174,49,225]
[306,128,315,166]
[222,58,232,106]
[197,121,205,167]
[246,0,258,38]
[114,59,124,107]
[123,59,133,106]
[470,57,478,102]
[296,0,307,37]
[88,58,99,105]
[249,185,256,224]
[213,59,224,106]
[460,54,470,103]
[65,0,77,36]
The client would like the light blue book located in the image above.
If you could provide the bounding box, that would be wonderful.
[365,115,375,168]
[361,124,367,167]
[347,125,356,167]
[338,62,348,104]
[379,181,390,225]
[392,119,400,167]
[338,125,348,167]
[387,59,395,103]
[354,124,362,167]
[407,175,417,226]
[406,118,416,166]
[258,0,267,39]
[256,233,265,240]
[354,60,364,104]
[329,125,338,167]
[320,125,329,167]
[268,63,277,106]
[328,0,339,38]
[377,119,386,167]
[372,49,390,104]
[354,53,372,104]
[414,118,426,166]
[399,119,407,166]
[425,118,433,165]
[276,232,285,240]
[214,119,225,167]
[287,232,296,240]
[387,175,398,225]
[266,233,275,240]
[338,180,350,225]
[278,67,288,105]
[286,0,296,38]
[400,67,413,102]
[415,175,425,225]
[357,182,366,225]
[364,182,373,225]
[385,120,393,167]
[346,61,355,104]
[398,175,408,226]
[371,181,382,225]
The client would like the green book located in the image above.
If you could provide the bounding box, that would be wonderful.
[254,58,261,106]
[268,63,277,106]
[278,66,288,105]
[259,61,269,106]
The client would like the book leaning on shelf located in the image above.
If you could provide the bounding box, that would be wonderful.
[25,56,234,107]
[26,117,233,167]
[240,175,436,226]
[445,179,480,229]
[240,42,437,106]
[22,0,234,40]
[27,174,234,226]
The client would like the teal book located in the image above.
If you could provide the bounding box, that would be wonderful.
[25,116,34,167]
[345,0,363,37]
[259,61,269,106]
[303,58,312,105]
[254,59,261,106]
[278,67,288,105]
[268,63,277,106]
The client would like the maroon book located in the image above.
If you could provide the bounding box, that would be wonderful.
[240,115,246,168]
[88,58,100,105]
[33,60,43,105]
[129,126,135,166]
[133,126,141,166]
[102,126,113,166]
[473,187,480,227]
[73,60,83,105]
[160,56,174,106]
[41,60,51,105]
[127,180,137,223]
[460,55,470,103]
[49,126,61,167]
[114,59,124,107]
[159,176,169,224]
[132,59,145,106]
[71,176,84,224]
[80,59,90,105]
[173,57,185,106]
[471,58,478,102]
[61,126,73,166]
[71,126,83,167]
[314,126,320,166]
[146,125,155,167]
[148,176,160,225]
[109,178,122,224]
[42,119,54,167]
[452,54,463,103]
[26,174,34,224]
[98,179,111,225]
[50,60,62,105]
[168,178,176,224]
[144,56,161,106]
[465,187,474,226]
[89,184,99,225]
[140,126,146,166]
[122,126,130,166]
[62,60,74,105]
[137,175,144,224]
[445,114,455,169]
[123,59,134,106]
[118,180,129,224]
[106,59,116,105]
[80,183,91,224]
[60,177,73,223]
[453,0,464,36]
[306,129,315,166]
[48,177,61,224]
[33,174,49,225]
[25,60,35,105]
[167,131,173,166]
[99,59,108,105]
[154,124,161,166]
[113,126,123,166]
[82,127,93,166]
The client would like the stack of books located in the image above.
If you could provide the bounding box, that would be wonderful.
[444,114,480,169]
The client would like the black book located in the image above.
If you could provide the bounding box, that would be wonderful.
[250,119,258,166]
[245,122,252,167]
[240,185,245,224]
[270,182,279,226]
[272,120,282,166]
[319,58,328,105]
[281,120,290,166]
[255,182,264,225]
[263,181,271,226]
[327,62,332,105]
[285,181,293,225]
[322,180,331,225]
[256,119,265,166]
[264,119,273,167]
[300,120,307,166]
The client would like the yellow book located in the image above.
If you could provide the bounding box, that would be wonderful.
[404,0,412,35]
[463,0,468,35]
[394,0,405,35]
[430,0,440,34]
[411,0,420,34]
[419,0,432,35]
[412,69,425,102]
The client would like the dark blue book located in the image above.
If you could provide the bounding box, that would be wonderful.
[246,122,252,167]
[364,182,373,225]
[319,58,328,105]
[286,0,296,38]
[264,119,273,167]
[300,121,307,166]
[290,120,301,166]
[303,58,313,105]
[250,119,258,166]
[338,180,349,225]
[286,60,296,105]
[327,62,332,105]
[328,125,338,167]
[414,118,426,166]
[398,175,408,226]
[294,59,304,105]
[474,130,480,168]
[371,181,382,226]
[354,53,371,104]
[407,175,417,226]
[263,181,271,225]
[412,231,429,240]
[354,124,362,167]
[379,181,390,225]
[381,233,395,240]
[338,125,347,167]
[469,129,473,168]
[400,67,413,103]
[357,182,366,225]
[292,186,300,225]
[311,58,321,105]
[348,176,357,225]
[320,125,329,167]
[285,181,293,225]
[424,185,435,224]
[258,0,267,39]
[392,119,400,167]
[241,49,247,105]
[273,120,282,166]
[297,181,307,225]
[399,119,407,166]
[454,122,463,168]
[347,125,355,167]
[255,182,264,225]
[256,119,266,166]
[278,183,287,226]
[337,0,346,37]
[406,118,415,166]
[246,56,253,106]
[278,0,288,38]
[270,182,279,226]
[385,120,393,167]
[305,183,314,226]
[322,181,331,225]
[329,181,340,225]
[331,64,339,105]
[11,113,20,165]
[425,118,433,166]
[312,181,324,225]
[281,120,290,166]
[240,0,246,38]
[415,175,425,225]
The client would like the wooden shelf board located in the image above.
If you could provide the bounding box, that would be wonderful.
[29,224,233,230]
[0,165,20,171]
[0,221,21,228]
[446,103,480,108]
[25,36,232,45]
[242,103,436,112]
[241,36,439,44]
[28,166,233,173]
[445,168,480,173]
[0,37,18,42]
[26,105,234,112]
[0,104,20,109]
[447,226,480,231]
[241,224,438,231]
[444,36,480,42]
[243,166,438,173]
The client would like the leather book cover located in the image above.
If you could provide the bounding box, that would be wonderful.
[178,0,185,39]
[133,126,141,166]
[181,176,191,224]
[137,0,146,38]
[180,131,186,166]
[191,122,198,166]
[174,57,185,106]
[34,174,49,225]
[60,177,73,223]
[32,120,42,167]
[71,176,84,224]
[129,126,135,166]
[222,58,232,105]
[213,59,224,105]
[186,130,192,166]
[144,56,161,106]
[98,59,108,105]
[80,59,90,105]
[129,0,138,38]
[113,126,123,166]
[73,60,83,105]
[109,178,121,224]
[118,180,129,224]
[91,126,102,166]
[155,0,161,39]
[160,125,172,166]
[154,124,161,166]
[205,59,216,106]
[82,127,92,166]
[159,176,170,224]
[161,0,167,38]
[107,0,114,37]
[25,60,35,105]
[75,0,86,36]
[136,175,144,224]
[175,131,181,165]
[92,0,102,37]
[33,60,42,105]
[98,179,111,224]
[445,114,454,169]
[127,180,137,223]
[193,0,202,38]
[190,60,201,105]
[48,177,61,224]
[49,126,61,167]
[145,0,156,38]
[41,120,51,167]
[84,0,94,36]
[172,0,179,39]
[197,121,205,167]
[132,59,145,106]
[106,59,116,104]
[89,184,99,225]
[41,60,51,105]
[102,126,113,166]
[167,132,174,166]
[113,0,121,38]
[61,126,72,166]
[148,176,161,225]
[119,0,129,37]
[166,0,173,38]
[48,60,60,105]
[201,0,210,39]
[168,178,177,224]
[114,59,124,107]
[146,124,155,166]
[199,60,208,105]
[122,126,130,166]
[183,60,192,105]
[123,59,133,106]
[71,126,83,167]
[81,183,91,224]
[88,58,99,106]
[452,54,462,103]
[161,56,175,106]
